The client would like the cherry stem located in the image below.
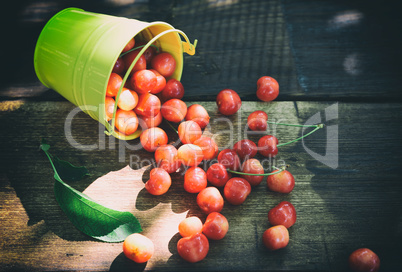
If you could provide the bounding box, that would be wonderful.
[227,166,285,176]
[277,124,323,147]
[165,120,178,134]
[119,44,159,58]
[267,121,321,128]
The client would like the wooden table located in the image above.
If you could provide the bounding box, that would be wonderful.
[1,0,401,271]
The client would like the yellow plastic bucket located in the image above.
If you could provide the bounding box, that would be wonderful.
[34,8,197,140]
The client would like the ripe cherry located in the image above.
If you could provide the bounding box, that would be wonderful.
[197,187,224,214]
[267,170,295,194]
[258,135,279,157]
[154,144,182,173]
[161,79,184,101]
[256,76,279,102]
[193,137,219,161]
[223,177,251,205]
[241,158,264,186]
[247,110,268,131]
[131,69,157,94]
[185,104,210,129]
[217,149,241,171]
[216,89,242,116]
[149,69,166,94]
[123,49,147,76]
[206,163,231,187]
[177,233,209,263]
[135,42,156,65]
[122,37,135,53]
[116,88,138,111]
[123,233,154,263]
[144,167,171,195]
[134,93,161,117]
[161,99,187,123]
[184,167,208,193]
[233,139,258,161]
[138,111,162,129]
[268,201,297,228]
[151,52,176,78]
[112,58,125,75]
[178,120,202,144]
[349,248,380,272]
[202,212,229,240]
[105,96,115,122]
[178,217,203,237]
[177,144,204,167]
[262,225,289,251]
[115,109,139,135]
[106,73,123,97]
[140,127,168,152]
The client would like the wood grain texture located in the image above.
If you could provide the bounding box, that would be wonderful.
[1,101,401,271]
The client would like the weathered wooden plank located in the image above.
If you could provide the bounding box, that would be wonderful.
[1,100,401,271]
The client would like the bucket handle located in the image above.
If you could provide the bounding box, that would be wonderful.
[105,28,198,139]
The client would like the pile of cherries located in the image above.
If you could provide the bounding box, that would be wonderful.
[116,36,380,272]
[104,36,187,136]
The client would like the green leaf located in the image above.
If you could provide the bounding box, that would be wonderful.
[40,141,142,242]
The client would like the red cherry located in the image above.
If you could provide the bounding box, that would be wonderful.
[233,139,257,161]
[206,163,231,187]
[262,225,289,251]
[185,104,210,129]
[197,187,224,214]
[258,135,279,157]
[112,57,125,75]
[223,177,251,205]
[247,110,268,131]
[216,89,242,115]
[161,79,184,101]
[151,52,176,78]
[267,170,295,194]
[241,158,264,186]
[349,248,380,272]
[217,149,241,171]
[177,233,209,263]
[123,49,147,76]
[202,212,229,240]
[268,201,297,228]
[256,76,279,102]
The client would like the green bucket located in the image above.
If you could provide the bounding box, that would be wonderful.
[34,8,197,140]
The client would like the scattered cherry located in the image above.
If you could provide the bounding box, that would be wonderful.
[262,225,289,251]
[247,110,268,131]
[123,233,154,263]
[233,139,258,161]
[216,89,242,116]
[140,127,168,152]
[268,201,296,228]
[197,187,224,214]
[267,169,295,194]
[134,93,161,117]
[177,144,204,167]
[144,167,171,195]
[223,177,251,205]
[138,111,162,129]
[154,144,182,173]
[193,136,219,161]
[206,163,231,187]
[178,120,202,144]
[256,76,279,102]
[184,167,208,193]
[177,233,209,263]
[217,149,241,171]
[161,99,187,123]
[349,248,380,272]
[258,135,279,157]
[179,216,203,237]
[241,158,264,186]
[185,104,210,129]
[202,212,229,240]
